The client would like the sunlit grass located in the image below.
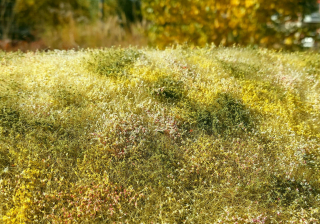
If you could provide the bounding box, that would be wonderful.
[0,46,319,223]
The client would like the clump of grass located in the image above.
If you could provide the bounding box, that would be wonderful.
[152,76,184,102]
[192,92,253,136]
[1,46,320,223]
[86,47,142,78]
[218,58,260,80]
[0,106,21,135]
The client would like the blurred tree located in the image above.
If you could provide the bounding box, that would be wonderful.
[0,0,17,40]
[100,0,142,29]
[9,0,142,39]
[117,0,142,23]
[2,0,101,46]
[14,0,97,29]
[141,0,318,49]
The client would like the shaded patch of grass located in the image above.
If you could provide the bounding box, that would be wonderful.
[152,76,184,102]
[218,59,260,79]
[0,106,21,136]
[54,87,86,108]
[212,93,252,134]
[271,176,319,208]
[86,47,142,78]
[303,150,320,171]
[186,93,253,137]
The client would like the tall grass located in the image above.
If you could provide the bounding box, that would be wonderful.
[41,17,148,50]
[0,46,319,223]
[0,16,148,51]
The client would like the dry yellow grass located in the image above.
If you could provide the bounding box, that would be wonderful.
[41,17,148,50]
[0,46,319,223]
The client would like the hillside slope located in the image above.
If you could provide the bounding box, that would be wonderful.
[1,46,320,223]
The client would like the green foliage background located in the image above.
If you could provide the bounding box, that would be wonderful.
[141,0,318,48]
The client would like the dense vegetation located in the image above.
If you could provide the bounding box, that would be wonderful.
[0,46,320,223]
[142,0,317,49]
[1,0,319,50]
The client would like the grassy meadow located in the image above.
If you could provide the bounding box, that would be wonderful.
[0,46,320,223]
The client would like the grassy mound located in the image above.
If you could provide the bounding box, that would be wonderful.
[0,46,320,223]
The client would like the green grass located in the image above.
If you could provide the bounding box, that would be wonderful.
[0,46,320,223]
